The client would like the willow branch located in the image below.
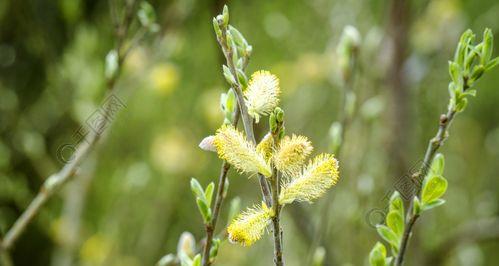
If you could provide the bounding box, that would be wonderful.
[0,1,140,252]
[395,107,457,266]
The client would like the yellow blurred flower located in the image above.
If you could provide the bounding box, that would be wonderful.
[150,130,193,174]
[149,63,180,95]
[80,234,111,265]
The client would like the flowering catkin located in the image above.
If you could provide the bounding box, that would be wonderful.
[213,125,272,177]
[227,203,274,246]
[279,153,339,205]
[244,70,280,123]
[273,135,313,177]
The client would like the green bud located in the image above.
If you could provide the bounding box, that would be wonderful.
[157,254,176,266]
[448,61,461,84]
[455,97,468,112]
[213,17,222,38]
[209,238,221,260]
[279,126,285,140]
[485,56,499,70]
[222,65,236,85]
[222,5,229,27]
[237,69,248,88]
[328,122,342,153]
[275,107,284,122]
[105,50,119,80]
[222,177,229,198]
[229,25,249,49]
[225,88,236,113]
[471,65,485,81]
[412,196,422,215]
[269,113,277,132]
[481,28,493,65]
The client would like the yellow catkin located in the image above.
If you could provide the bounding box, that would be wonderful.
[279,153,339,205]
[227,203,274,246]
[213,125,272,177]
[244,70,281,123]
[273,135,313,177]
[256,133,274,161]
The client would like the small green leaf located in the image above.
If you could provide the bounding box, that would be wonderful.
[386,210,404,238]
[226,89,236,113]
[137,1,156,28]
[389,191,404,215]
[481,28,493,64]
[205,182,215,206]
[222,65,236,85]
[209,238,221,260]
[192,254,201,266]
[448,61,461,84]
[422,199,446,211]
[179,252,192,266]
[221,5,229,27]
[212,17,222,38]
[190,178,206,202]
[376,225,399,251]
[196,198,212,223]
[369,242,386,266]
[485,56,499,71]
[421,175,448,204]
[455,97,468,112]
[430,153,445,176]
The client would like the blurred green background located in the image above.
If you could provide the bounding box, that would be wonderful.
[1,0,499,265]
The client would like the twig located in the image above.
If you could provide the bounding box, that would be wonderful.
[0,0,140,252]
[270,124,284,266]
[395,107,457,266]
[201,112,240,266]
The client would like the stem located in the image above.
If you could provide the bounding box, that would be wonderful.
[394,107,456,266]
[271,172,284,266]
[0,1,139,252]
[201,112,240,266]
[216,24,272,206]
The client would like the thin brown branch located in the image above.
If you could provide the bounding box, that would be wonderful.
[395,107,457,266]
[0,1,140,252]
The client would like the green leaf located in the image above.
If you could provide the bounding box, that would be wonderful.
[137,1,156,27]
[389,191,404,215]
[196,198,212,223]
[205,182,215,206]
[485,56,499,71]
[422,199,446,211]
[448,61,461,84]
[209,238,221,260]
[221,5,229,27]
[430,153,445,176]
[369,242,386,266]
[481,28,493,64]
[386,210,404,238]
[192,254,201,266]
[421,175,448,204]
[190,178,206,202]
[455,97,468,112]
[225,89,236,113]
[376,225,399,251]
